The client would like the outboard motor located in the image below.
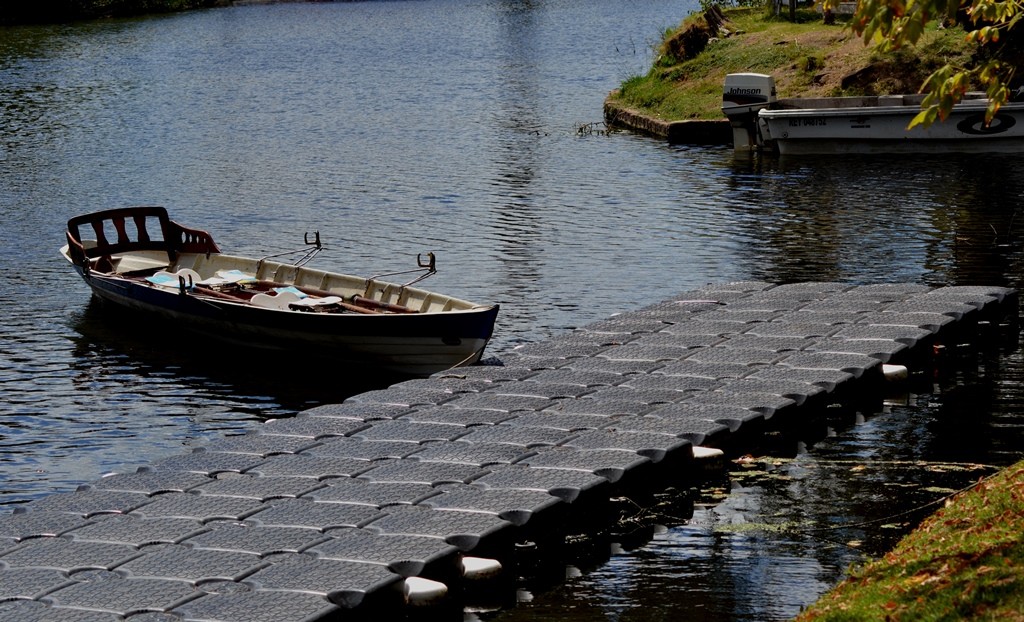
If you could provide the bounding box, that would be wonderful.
[722,73,776,152]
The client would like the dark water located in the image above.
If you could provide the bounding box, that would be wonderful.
[2,2,1024,620]
[487,348,1024,622]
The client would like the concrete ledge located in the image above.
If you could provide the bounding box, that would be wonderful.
[604,99,732,145]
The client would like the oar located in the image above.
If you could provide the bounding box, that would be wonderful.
[192,283,255,302]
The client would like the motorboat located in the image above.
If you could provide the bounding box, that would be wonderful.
[723,73,1024,155]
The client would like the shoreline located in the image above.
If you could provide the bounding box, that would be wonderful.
[603,96,731,145]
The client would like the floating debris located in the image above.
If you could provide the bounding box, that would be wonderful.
[574,121,617,136]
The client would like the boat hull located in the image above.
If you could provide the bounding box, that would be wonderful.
[62,207,500,377]
[69,264,498,377]
[759,101,1024,155]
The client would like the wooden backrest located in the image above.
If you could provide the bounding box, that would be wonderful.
[66,206,220,267]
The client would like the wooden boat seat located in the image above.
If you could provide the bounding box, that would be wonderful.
[66,206,220,274]
[117,253,179,274]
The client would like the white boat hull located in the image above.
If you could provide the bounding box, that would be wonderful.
[759,100,1024,155]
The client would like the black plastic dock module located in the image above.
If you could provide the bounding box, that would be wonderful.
[0,282,1014,621]
[307,528,461,581]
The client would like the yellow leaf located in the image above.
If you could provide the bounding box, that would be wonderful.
[908,107,936,129]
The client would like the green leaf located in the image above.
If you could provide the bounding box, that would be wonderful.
[908,106,938,129]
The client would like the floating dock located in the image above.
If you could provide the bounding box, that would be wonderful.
[0,282,1016,621]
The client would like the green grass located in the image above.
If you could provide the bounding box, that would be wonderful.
[613,10,837,120]
[610,8,975,121]
[797,460,1024,621]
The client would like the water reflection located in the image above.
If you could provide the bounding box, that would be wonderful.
[491,1,549,343]
[491,336,1020,621]
[70,299,391,414]
[722,153,1024,287]
[0,298,389,506]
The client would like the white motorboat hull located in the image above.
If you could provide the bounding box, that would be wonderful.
[759,100,1024,155]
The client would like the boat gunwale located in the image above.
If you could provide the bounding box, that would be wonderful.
[59,244,497,317]
[759,100,1024,120]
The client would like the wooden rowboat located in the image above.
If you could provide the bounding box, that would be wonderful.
[61,207,499,376]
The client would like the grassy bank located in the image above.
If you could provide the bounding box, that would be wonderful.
[796,458,1024,620]
[608,7,975,121]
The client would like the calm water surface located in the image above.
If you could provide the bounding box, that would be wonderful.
[2,2,1024,620]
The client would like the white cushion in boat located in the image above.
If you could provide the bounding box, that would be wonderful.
[145,272,177,287]
[289,296,343,307]
[200,270,255,286]
[251,290,303,310]
[146,269,201,289]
